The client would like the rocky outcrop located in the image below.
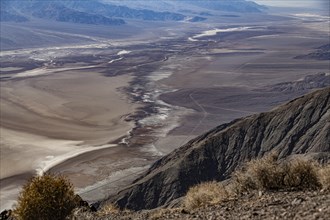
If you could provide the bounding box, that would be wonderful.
[259,73,330,93]
[0,209,13,220]
[111,88,330,210]
[295,44,330,60]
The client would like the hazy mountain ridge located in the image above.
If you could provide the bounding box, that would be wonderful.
[0,11,29,23]
[187,0,266,12]
[1,0,125,25]
[32,2,126,25]
[103,0,266,13]
[111,88,330,210]
[0,0,29,22]
[0,0,196,24]
[62,0,186,21]
[1,0,266,25]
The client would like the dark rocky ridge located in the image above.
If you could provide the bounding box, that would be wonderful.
[295,44,330,60]
[259,73,330,93]
[111,88,330,210]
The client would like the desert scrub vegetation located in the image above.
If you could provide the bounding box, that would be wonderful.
[184,181,230,210]
[232,154,322,193]
[319,164,330,191]
[96,203,120,217]
[183,154,329,209]
[13,173,77,220]
[70,203,125,220]
[283,158,321,190]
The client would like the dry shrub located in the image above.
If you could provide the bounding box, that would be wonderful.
[150,208,180,220]
[97,203,120,217]
[232,154,322,193]
[283,159,320,190]
[13,173,77,220]
[150,209,167,220]
[184,181,229,210]
[232,153,284,193]
[70,207,95,220]
[319,164,330,190]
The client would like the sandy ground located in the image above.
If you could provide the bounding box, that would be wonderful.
[0,70,139,209]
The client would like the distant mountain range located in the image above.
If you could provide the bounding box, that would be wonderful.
[0,10,29,22]
[1,0,266,25]
[103,0,266,13]
[186,0,267,13]
[32,2,126,25]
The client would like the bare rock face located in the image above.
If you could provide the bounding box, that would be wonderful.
[112,88,330,210]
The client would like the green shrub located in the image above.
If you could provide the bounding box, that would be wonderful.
[14,173,77,220]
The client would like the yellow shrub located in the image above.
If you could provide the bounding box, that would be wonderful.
[184,181,228,210]
[232,154,321,192]
[14,173,77,220]
[232,153,285,192]
[97,203,120,217]
[283,159,320,190]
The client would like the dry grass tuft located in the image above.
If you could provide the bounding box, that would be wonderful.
[319,164,330,191]
[150,209,167,220]
[232,154,321,193]
[184,181,229,210]
[283,159,320,190]
[231,153,284,193]
[150,208,182,220]
[97,203,120,217]
[182,154,328,211]
[70,207,95,220]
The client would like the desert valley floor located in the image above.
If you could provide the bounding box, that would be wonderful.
[0,11,329,210]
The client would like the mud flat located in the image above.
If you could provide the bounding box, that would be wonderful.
[0,69,139,209]
[0,41,182,209]
[159,17,330,135]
